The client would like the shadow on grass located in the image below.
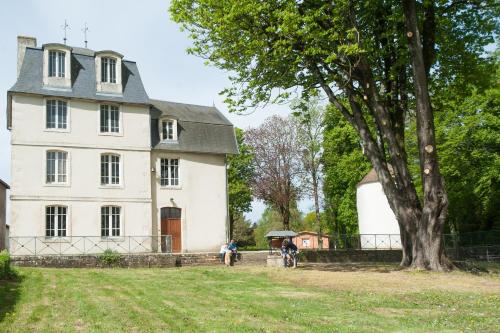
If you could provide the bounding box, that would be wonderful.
[0,273,23,322]
[297,262,402,273]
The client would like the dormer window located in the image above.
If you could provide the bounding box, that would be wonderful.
[161,119,177,141]
[95,51,123,94]
[48,50,65,77]
[42,44,71,88]
[101,57,116,83]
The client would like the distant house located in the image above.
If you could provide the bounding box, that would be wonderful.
[0,179,9,251]
[293,231,329,250]
[356,169,401,249]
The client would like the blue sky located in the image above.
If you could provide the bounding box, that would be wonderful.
[0,0,315,223]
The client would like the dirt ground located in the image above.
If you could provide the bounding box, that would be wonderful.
[236,263,500,294]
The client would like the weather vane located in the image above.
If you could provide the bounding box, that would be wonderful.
[82,22,90,48]
[61,19,70,45]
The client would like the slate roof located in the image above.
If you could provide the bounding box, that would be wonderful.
[150,99,238,155]
[357,165,394,187]
[0,179,10,189]
[9,47,149,105]
[265,230,298,238]
[7,41,237,155]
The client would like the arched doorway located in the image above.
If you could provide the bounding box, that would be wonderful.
[160,207,182,253]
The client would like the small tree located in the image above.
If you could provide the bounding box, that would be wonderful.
[292,97,325,247]
[227,128,254,239]
[245,115,303,230]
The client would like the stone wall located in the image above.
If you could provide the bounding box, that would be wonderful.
[299,249,402,263]
[11,251,270,268]
[16,248,499,268]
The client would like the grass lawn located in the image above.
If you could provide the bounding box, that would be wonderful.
[0,264,499,333]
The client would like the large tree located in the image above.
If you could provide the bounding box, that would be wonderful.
[228,128,254,239]
[170,0,498,270]
[245,116,303,230]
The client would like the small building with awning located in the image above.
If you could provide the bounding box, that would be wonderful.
[265,230,297,253]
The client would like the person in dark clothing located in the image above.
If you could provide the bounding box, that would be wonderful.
[227,239,238,264]
[281,238,298,267]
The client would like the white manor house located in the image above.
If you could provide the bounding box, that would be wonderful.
[6,36,238,255]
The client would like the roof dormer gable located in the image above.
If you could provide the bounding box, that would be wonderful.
[42,43,72,89]
[95,50,124,95]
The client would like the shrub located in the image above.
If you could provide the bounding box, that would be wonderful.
[99,249,121,267]
[0,250,16,279]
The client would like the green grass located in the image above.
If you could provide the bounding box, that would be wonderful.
[0,266,499,332]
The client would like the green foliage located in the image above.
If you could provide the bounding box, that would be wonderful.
[302,211,332,235]
[232,216,256,247]
[228,128,254,221]
[322,105,371,235]
[253,206,303,248]
[405,51,500,233]
[436,87,500,232]
[99,249,121,267]
[0,250,16,280]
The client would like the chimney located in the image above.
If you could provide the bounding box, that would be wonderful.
[17,36,37,77]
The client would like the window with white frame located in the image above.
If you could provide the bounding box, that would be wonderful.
[46,151,68,184]
[45,206,67,237]
[101,206,121,237]
[101,57,117,83]
[100,105,120,133]
[160,158,179,186]
[46,100,68,129]
[101,154,120,185]
[161,119,177,141]
[48,50,66,77]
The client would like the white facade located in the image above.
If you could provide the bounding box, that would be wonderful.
[151,152,228,252]
[7,37,233,254]
[356,180,401,249]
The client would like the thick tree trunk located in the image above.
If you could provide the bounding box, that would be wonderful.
[403,0,452,271]
[229,214,235,240]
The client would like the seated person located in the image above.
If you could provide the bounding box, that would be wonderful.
[228,239,238,262]
[219,243,228,263]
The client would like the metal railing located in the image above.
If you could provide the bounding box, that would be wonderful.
[330,234,402,250]
[8,235,172,256]
[443,230,500,248]
[329,231,500,251]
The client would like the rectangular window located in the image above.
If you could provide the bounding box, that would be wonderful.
[46,100,67,129]
[161,120,176,140]
[101,57,117,83]
[45,206,67,237]
[100,105,120,133]
[101,154,120,185]
[46,151,68,184]
[101,206,121,237]
[48,50,65,77]
[160,158,179,186]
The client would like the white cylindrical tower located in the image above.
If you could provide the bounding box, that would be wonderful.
[356,169,401,249]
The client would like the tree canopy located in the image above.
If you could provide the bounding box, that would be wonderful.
[170,0,499,270]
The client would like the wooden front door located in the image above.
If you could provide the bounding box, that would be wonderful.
[161,207,182,253]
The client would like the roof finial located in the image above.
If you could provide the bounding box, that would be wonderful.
[61,19,70,45]
[82,22,90,48]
